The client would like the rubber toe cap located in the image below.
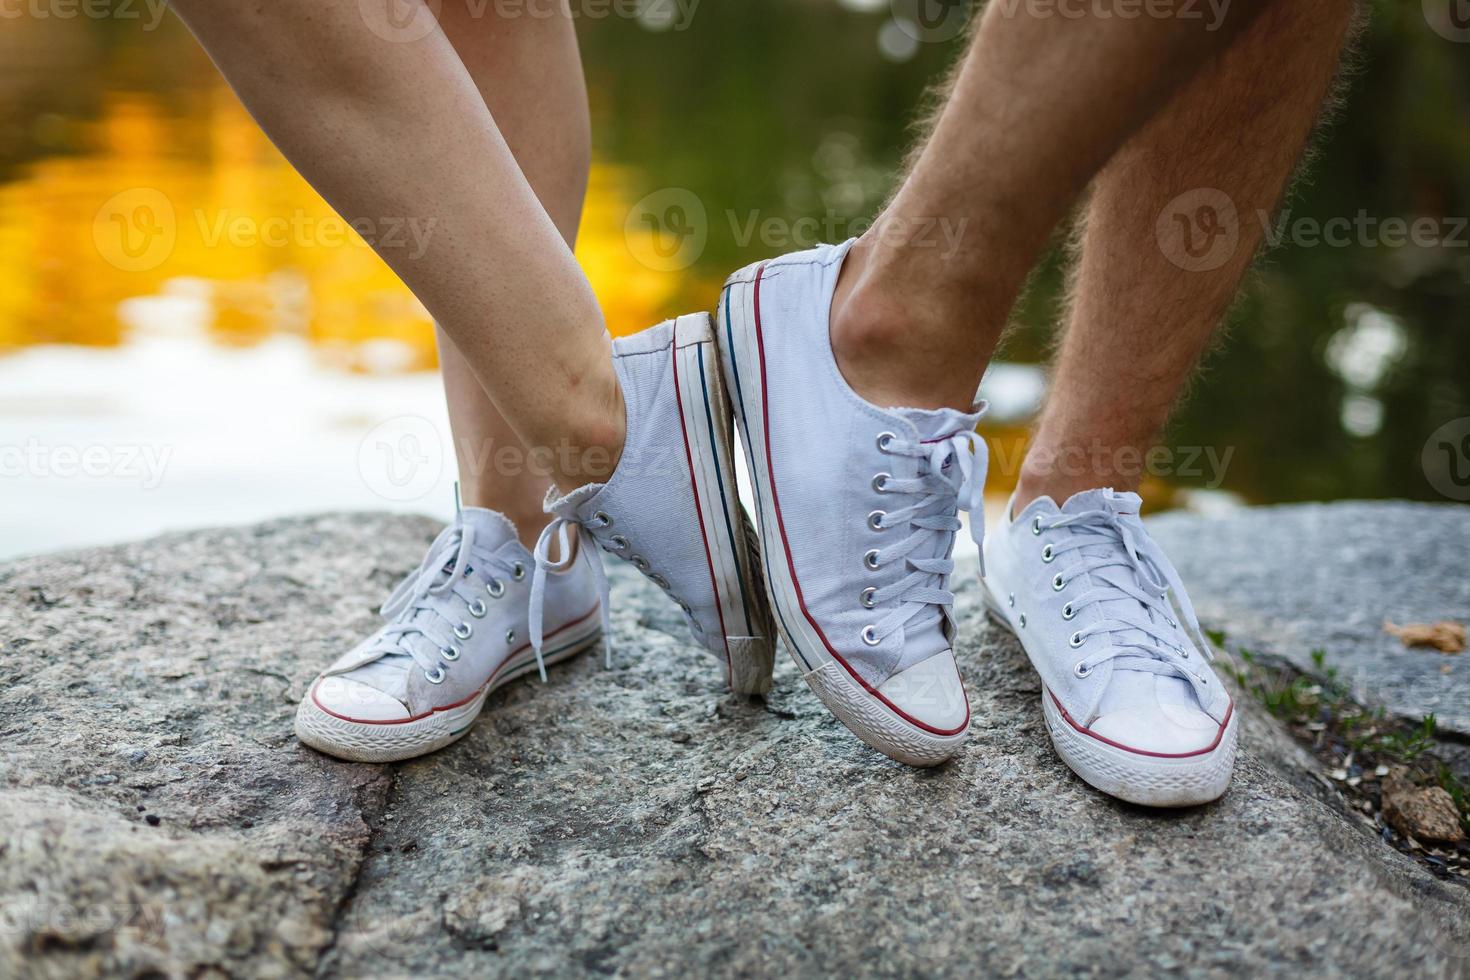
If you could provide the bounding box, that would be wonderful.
[311,676,411,722]
[1090,702,1221,755]
[876,650,970,734]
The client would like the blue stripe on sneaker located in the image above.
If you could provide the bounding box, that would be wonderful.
[723,283,808,670]
[696,343,754,630]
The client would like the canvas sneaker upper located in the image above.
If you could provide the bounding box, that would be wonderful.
[721,241,985,742]
[311,506,599,722]
[984,488,1231,751]
[531,316,773,692]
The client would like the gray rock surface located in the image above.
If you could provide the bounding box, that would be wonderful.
[1149,501,1470,735]
[1,507,1467,979]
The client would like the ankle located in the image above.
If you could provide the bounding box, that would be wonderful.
[1014,443,1143,513]
[829,237,987,412]
[550,365,626,496]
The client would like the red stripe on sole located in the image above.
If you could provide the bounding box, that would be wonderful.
[310,604,601,725]
[1047,688,1233,759]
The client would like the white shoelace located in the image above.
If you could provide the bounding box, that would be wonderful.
[864,429,987,645]
[1037,492,1214,700]
[530,517,612,678]
[367,523,526,684]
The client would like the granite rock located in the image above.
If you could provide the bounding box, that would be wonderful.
[0,508,1466,979]
[1149,501,1470,735]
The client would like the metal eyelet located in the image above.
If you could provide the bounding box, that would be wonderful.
[871,473,890,493]
[591,511,611,528]
[1052,574,1066,592]
[867,510,886,531]
[1041,544,1055,563]
[440,645,460,662]
[860,586,878,609]
[1018,613,1027,628]
[486,579,505,599]
[512,562,526,581]
[424,666,446,684]
[651,574,670,589]
[1068,632,1084,648]
[454,622,473,640]
[468,598,487,618]
[1007,592,1015,608]
[863,549,881,571]
[876,431,896,452]
[1061,603,1075,621]
[632,555,650,572]
[1031,516,1043,535]
[1073,663,1091,678]
[610,534,629,551]
[860,625,880,646]
[505,628,517,644]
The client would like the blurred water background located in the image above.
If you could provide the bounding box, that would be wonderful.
[1,0,1467,559]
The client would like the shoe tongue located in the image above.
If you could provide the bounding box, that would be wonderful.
[457,507,519,550]
[893,406,983,442]
[1060,487,1137,516]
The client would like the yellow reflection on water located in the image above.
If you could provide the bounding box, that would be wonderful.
[0,84,693,370]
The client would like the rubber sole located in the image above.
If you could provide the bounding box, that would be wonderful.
[294,628,601,764]
[715,267,968,767]
[670,312,778,696]
[980,580,1237,807]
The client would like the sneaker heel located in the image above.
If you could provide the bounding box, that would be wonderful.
[723,512,776,695]
[672,312,778,696]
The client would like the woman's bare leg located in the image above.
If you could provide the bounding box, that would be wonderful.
[169,0,621,493]
[433,3,590,545]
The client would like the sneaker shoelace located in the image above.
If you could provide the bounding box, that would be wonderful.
[863,429,987,647]
[1037,492,1214,701]
[367,523,527,685]
[530,516,613,674]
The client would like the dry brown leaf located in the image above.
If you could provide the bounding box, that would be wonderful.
[1384,620,1466,654]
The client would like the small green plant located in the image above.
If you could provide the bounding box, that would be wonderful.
[1233,645,1469,870]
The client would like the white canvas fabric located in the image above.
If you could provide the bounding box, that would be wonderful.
[718,241,985,766]
[533,314,776,695]
[982,488,1238,806]
[294,507,602,762]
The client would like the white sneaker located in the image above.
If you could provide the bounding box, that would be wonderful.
[717,241,985,766]
[982,489,1238,806]
[534,313,776,695]
[295,507,602,762]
